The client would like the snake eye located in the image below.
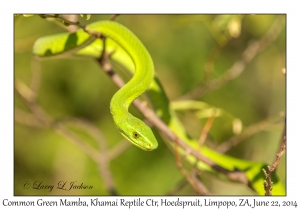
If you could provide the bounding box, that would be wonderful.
[133,132,140,139]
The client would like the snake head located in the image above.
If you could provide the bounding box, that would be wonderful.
[116,115,158,151]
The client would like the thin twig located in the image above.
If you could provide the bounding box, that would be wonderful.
[97,152,117,195]
[110,14,120,21]
[108,140,132,160]
[15,78,35,103]
[51,123,100,161]
[262,169,272,196]
[39,14,102,38]
[262,119,286,196]
[62,14,79,32]
[270,125,286,173]
[167,178,189,195]
[276,115,286,156]
[56,117,108,150]
[174,139,209,195]
[198,109,216,149]
[29,57,41,100]
[15,80,98,159]
[191,170,211,195]
[14,108,43,128]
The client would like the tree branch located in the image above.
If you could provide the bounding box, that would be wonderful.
[39,14,102,38]
[262,118,286,196]
[96,45,249,187]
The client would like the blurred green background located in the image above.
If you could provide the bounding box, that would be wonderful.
[14,14,286,195]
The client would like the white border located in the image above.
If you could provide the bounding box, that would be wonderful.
[2,0,299,209]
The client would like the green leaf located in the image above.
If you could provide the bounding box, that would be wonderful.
[23,14,35,17]
[80,14,91,20]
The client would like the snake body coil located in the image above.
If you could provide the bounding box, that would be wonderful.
[89,21,158,151]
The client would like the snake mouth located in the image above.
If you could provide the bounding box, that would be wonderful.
[120,132,156,151]
[140,142,157,151]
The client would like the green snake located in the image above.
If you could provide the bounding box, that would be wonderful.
[32,20,285,195]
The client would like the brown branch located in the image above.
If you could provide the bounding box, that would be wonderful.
[96,48,249,186]
[180,15,285,100]
[15,80,98,159]
[29,57,42,100]
[167,178,189,195]
[110,14,120,21]
[51,117,123,195]
[39,14,102,38]
[14,108,43,128]
[190,170,211,195]
[262,169,273,196]
[55,117,108,150]
[97,152,117,195]
[262,119,286,196]
[51,123,100,161]
[62,14,79,32]
[108,140,132,160]
[276,114,286,156]
[53,119,118,195]
[270,123,286,173]
[174,140,210,195]
[198,109,216,149]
